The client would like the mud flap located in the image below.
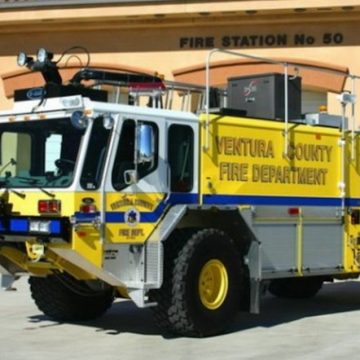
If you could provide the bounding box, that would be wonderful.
[247,240,262,314]
[0,274,17,291]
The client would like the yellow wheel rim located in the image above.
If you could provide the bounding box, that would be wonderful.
[198,259,228,310]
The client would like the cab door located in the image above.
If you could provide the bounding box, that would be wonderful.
[104,116,167,244]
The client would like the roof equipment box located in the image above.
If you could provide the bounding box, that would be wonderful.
[227,73,301,120]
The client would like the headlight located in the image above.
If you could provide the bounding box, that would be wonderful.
[29,220,51,234]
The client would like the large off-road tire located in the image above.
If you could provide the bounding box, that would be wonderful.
[151,228,246,337]
[268,277,323,299]
[29,274,114,322]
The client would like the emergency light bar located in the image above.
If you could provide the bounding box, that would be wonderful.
[70,68,165,89]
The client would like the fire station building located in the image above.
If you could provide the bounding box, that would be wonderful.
[0,0,359,118]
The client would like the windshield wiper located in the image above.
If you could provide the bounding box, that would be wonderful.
[0,180,26,199]
[37,187,55,198]
[12,176,55,198]
[0,158,16,175]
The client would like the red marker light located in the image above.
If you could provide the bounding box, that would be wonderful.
[288,208,300,216]
[38,200,61,214]
[79,197,97,213]
[80,204,97,214]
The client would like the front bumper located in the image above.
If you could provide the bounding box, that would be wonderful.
[0,216,71,242]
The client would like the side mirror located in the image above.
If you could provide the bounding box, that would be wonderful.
[137,123,155,165]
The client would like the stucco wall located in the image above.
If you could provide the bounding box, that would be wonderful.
[0,1,359,120]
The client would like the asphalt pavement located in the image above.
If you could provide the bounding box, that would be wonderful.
[1,277,360,360]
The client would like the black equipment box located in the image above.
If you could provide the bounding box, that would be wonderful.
[227,73,301,120]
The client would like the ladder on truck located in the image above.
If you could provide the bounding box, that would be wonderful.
[71,68,226,113]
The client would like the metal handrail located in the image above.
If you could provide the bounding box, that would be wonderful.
[204,48,359,156]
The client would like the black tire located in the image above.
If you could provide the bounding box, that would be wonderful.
[151,228,245,337]
[149,228,194,332]
[268,277,323,299]
[29,274,114,322]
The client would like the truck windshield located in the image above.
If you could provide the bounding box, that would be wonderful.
[0,118,85,188]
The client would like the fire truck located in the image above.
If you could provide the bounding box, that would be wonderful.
[0,47,360,337]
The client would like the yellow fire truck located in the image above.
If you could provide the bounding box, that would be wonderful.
[0,47,360,337]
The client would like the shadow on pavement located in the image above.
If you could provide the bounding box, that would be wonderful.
[28,280,360,337]
[28,300,159,336]
[228,280,360,334]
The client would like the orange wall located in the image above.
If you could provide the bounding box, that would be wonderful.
[0,1,360,119]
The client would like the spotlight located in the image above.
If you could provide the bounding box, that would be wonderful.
[17,52,33,67]
[37,48,53,63]
[17,47,63,85]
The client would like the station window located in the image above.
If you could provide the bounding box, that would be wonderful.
[302,90,327,114]
[168,125,194,192]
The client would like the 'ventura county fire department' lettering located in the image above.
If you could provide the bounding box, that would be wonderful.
[219,163,328,185]
[287,143,332,162]
[252,165,328,185]
[215,136,274,158]
[216,136,333,185]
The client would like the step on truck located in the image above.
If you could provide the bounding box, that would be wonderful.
[0,47,360,337]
